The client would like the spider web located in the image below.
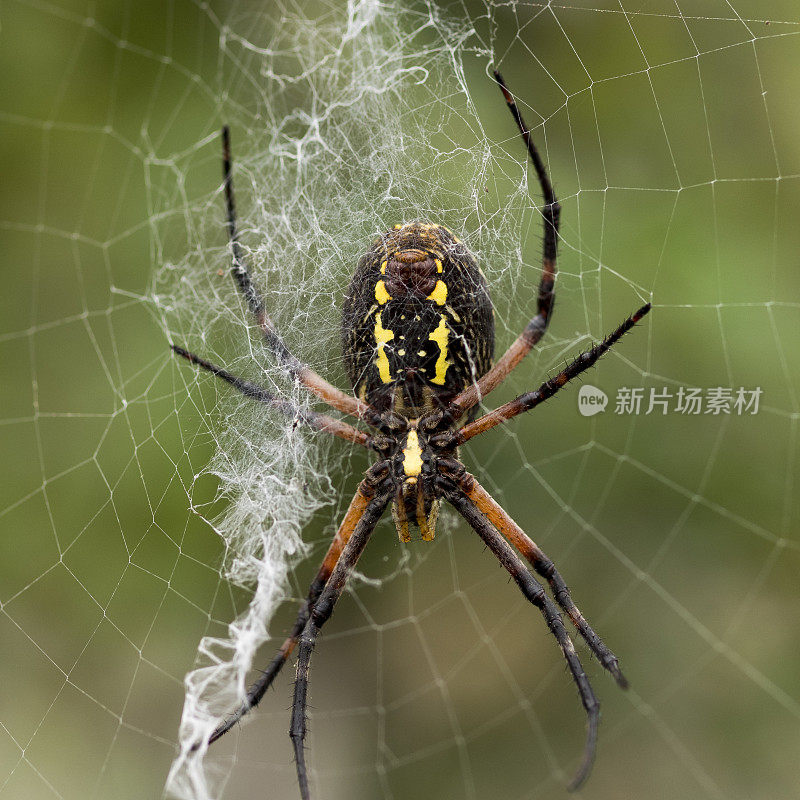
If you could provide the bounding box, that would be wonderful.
[2,1,799,799]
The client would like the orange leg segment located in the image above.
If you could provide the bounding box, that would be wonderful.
[461,475,628,689]
[197,481,377,749]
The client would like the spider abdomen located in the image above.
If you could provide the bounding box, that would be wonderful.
[342,222,494,416]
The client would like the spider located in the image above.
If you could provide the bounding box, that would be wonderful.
[172,70,650,796]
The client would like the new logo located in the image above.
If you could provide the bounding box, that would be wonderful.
[578,385,608,416]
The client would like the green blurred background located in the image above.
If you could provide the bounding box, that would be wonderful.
[2,1,799,799]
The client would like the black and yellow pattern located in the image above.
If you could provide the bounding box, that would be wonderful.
[174,74,649,791]
[341,222,494,417]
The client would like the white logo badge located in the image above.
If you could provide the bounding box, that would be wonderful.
[578,385,608,416]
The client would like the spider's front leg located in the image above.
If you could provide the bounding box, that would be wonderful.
[289,484,394,800]
[194,462,392,751]
[441,465,627,688]
[439,473,601,791]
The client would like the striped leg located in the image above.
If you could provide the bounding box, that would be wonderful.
[448,70,560,417]
[289,488,393,800]
[193,482,384,750]
[446,487,600,792]
[221,127,378,426]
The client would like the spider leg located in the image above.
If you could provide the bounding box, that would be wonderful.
[290,486,393,800]
[448,69,559,418]
[443,484,599,792]
[194,475,389,750]
[452,471,627,689]
[221,127,377,425]
[171,345,370,448]
[456,303,651,444]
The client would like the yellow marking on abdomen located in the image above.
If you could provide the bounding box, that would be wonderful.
[374,311,394,383]
[428,316,451,386]
[375,279,392,305]
[428,279,447,306]
[402,430,423,478]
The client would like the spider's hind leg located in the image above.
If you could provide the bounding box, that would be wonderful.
[219,127,376,424]
[448,70,560,418]
[171,345,370,447]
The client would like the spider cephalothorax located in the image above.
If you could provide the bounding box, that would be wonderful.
[361,414,450,542]
[172,71,651,798]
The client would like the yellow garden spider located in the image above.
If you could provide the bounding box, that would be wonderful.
[172,71,650,796]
